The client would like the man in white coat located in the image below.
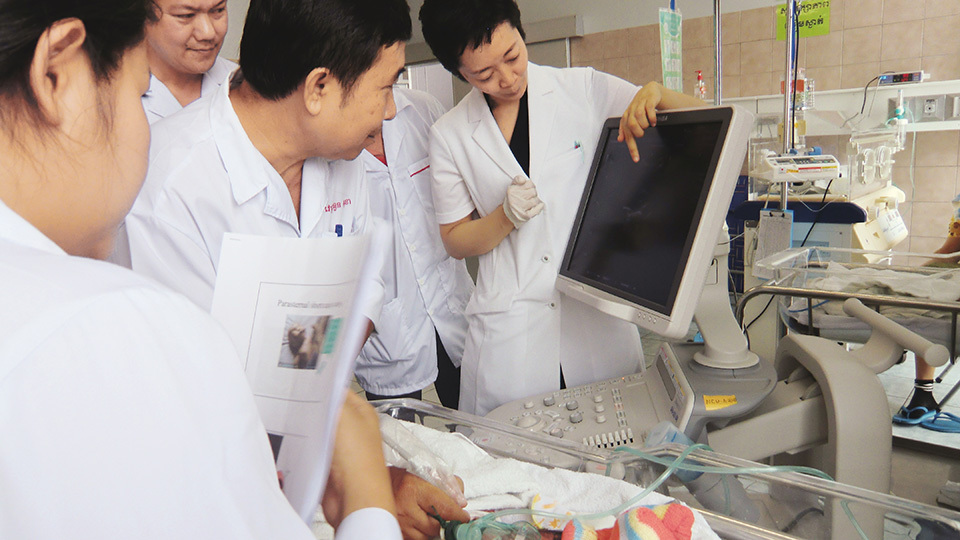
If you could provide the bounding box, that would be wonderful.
[143,0,235,123]
[420,0,706,415]
[125,0,408,317]
[125,0,470,537]
[359,87,473,409]
[110,0,235,268]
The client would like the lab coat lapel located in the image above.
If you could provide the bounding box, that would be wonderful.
[211,85,299,230]
[384,107,407,175]
[297,159,325,236]
[142,74,179,120]
[526,64,557,183]
[467,89,525,180]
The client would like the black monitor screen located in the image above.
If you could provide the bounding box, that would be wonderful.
[562,114,728,315]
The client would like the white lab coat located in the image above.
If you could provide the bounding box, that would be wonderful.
[126,81,384,326]
[141,56,236,124]
[0,201,400,540]
[357,88,473,395]
[108,56,238,269]
[430,63,645,415]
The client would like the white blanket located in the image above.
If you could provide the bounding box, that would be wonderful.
[380,418,720,538]
[785,263,960,345]
[809,262,960,307]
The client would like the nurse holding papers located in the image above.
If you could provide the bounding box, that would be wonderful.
[0,0,398,538]
[420,0,707,415]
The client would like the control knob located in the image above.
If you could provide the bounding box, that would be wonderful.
[516,416,540,429]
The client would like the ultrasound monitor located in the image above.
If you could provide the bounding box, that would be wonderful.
[556,106,753,340]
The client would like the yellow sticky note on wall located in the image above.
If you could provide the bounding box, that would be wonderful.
[777,1,831,40]
[704,395,738,411]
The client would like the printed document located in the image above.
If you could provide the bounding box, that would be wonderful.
[210,231,383,522]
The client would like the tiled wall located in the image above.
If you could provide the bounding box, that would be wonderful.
[571,0,960,253]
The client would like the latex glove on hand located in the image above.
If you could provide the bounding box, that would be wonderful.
[502,175,544,229]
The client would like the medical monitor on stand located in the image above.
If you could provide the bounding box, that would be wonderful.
[553,105,776,434]
[486,107,775,453]
[557,107,750,350]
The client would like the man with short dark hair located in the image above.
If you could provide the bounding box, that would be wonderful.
[111,0,233,267]
[143,0,234,123]
[127,0,411,316]
[125,0,470,537]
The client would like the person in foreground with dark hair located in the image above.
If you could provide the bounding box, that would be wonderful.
[0,0,399,538]
[419,0,706,415]
[124,0,470,537]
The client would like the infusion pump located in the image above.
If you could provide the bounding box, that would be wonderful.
[484,345,695,451]
[752,154,840,183]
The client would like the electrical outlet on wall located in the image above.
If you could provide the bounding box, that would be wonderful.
[891,94,955,122]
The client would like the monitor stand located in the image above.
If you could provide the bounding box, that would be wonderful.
[662,230,778,439]
[692,229,759,370]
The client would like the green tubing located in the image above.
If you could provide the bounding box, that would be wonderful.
[613,445,870,540]
[448,443,871,540]
[450,443,710,537]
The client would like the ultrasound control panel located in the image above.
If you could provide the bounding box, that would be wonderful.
[485,345,695,451]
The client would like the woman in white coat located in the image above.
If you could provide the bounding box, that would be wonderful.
[0,1,401,537]
[420,0,706,415]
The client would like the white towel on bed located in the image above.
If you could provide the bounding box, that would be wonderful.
[381,417,720,538]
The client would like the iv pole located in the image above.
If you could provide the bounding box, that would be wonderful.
[781,0,798,210]
[713,0,721,106]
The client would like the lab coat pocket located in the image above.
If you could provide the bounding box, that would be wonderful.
[407,157,431,178]
[438,257,472,311]
[547,144,586,169]
[407,157,435,212]
[468,300,532,414]
[365,298,410,363]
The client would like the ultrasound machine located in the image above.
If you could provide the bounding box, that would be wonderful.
[484,106,940,529]
[487,105,777,445]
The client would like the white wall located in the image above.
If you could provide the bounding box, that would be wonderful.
[221,0,250,62]
[409,63,455,110]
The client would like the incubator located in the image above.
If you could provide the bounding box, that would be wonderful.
[745,83,911,259]
[375,399,960,540]
[751,246,960,352]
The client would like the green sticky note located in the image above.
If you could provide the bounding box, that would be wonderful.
[321,317,342,355]
[777,0,831,40]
